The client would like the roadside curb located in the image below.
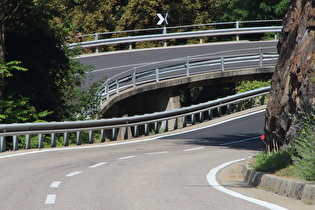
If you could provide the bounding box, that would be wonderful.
[242,164,315,205]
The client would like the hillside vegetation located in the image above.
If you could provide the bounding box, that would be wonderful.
[0,0,290,123]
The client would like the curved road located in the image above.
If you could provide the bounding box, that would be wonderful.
[0,110,271,210]
[79,41,278,87]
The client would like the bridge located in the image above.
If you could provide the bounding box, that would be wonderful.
[1,22,304,210]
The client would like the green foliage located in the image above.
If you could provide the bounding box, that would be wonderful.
[0,96,52,123]
[236,80,270,93]
[218,0,290,21]
[0,60,28,78]
[235,80,270,109]
[286,111,315,181]
[251,150,292,172]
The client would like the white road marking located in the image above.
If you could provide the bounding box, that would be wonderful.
[65,171,82,177]
[0,110,265,159]
[89,162,107,168]
[207,157,288,210]
[118,156,135,160]
[219,136,260,146]
[184,147,205,152]
[146,151,169,155]
[50,181,61,188]
[45,194,56,204]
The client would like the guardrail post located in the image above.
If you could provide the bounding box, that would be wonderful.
[25,134,31,149]
[221,57,225,71]
[64,132,69,146]
[51,133,56,147]
[13,135,18,151]
[186,56,190,76]
[156,68,159,82]
[116,80,119,94]
[38,134,44,148]
[106,80,110,100]
[208,109,213,120]
[132,68,136,88]
[76,131,82,145]
[236,21,239,41]
[89,130,94,143]
[259,47,263,67]
[191,114,196,125]
[0,136,6,152]
[218,107,222,117]
[134,125,139,137]
[112,128,117,140]
[100,130,106,142]
[199,112,204,122]
[95,33,99,53]
[144,124,149,135]
[260,95,266,105]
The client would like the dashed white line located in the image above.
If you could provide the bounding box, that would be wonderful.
[45,194,56,204]
[117,156,135,160]
[50,181,61,188]
[184,147,205,152]
[89,162,107,168]
[65,171,82,177]
[146,151,169,155]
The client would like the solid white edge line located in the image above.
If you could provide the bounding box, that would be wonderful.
[65,171,82,177]
[219,136,261,146]
[183,147,205,152]
[207,157,288,210]
[45,194,56,204]
[0,110,265,159]
[88,162,107,168]
[50,181,61,188]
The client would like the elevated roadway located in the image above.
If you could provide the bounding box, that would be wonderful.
[79,40,277,87]
[79,41,278,117]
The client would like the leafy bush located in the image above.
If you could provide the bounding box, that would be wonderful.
[287,111,315,181]
[251,150,292,172]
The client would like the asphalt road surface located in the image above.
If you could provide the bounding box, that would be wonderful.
[0,110,285,210]
[78,41,278,88]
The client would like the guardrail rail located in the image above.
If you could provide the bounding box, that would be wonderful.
[0,87,270,152]
[67,20,282,52]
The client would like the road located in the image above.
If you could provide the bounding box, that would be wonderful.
[0,110,286,210]
[79,41,278,88]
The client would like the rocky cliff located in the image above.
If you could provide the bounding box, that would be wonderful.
[264,0,315,150]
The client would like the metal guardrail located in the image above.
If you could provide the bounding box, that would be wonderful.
[99,47,278,104]
[67,20,282,51]
[0,87,270,152]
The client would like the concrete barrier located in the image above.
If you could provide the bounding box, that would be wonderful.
[242,164,315,205]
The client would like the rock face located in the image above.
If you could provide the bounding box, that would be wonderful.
[264,0,315,150]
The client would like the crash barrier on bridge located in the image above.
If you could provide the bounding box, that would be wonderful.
[67,20,282,51]
[0,87,270,152]
[99,47,277,105]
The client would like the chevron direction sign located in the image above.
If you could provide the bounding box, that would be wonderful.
[157,13,168,25]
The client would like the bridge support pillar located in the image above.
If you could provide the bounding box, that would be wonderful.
[161,92,183,131]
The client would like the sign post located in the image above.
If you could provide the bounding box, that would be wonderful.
[157,13,168,47]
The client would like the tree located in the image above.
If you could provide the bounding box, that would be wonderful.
[217,0,291,21]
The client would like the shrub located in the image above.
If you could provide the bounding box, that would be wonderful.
[287,112,315,181]
[251,150,292,172]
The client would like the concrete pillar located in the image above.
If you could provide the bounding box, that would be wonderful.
[161,93,183,131]
[117,114,132,140]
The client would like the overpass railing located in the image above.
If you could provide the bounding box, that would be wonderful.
[99,47,277,104]
[67,20,282,51]
[0,87,270,152]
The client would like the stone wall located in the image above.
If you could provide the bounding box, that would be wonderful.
[264,0,315,149]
